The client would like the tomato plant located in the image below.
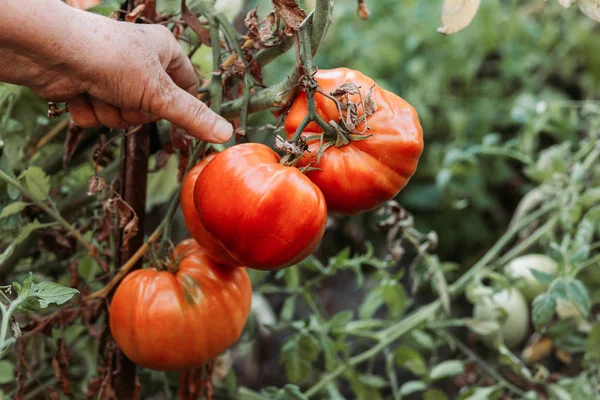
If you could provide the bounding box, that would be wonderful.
[284,68,424,214]
[109,239,252,371]
[193,143,327,270]
[504,254,558,301]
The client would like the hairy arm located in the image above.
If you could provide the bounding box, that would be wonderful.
[0,0,232,142]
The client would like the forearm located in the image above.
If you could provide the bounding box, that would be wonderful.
[0,0,77,85]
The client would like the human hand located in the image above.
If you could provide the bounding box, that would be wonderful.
[0,1,232,142]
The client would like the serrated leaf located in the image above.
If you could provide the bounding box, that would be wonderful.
[438,0,481,35]
[395,346,427,376]
[0,201,28,219]
[532,293,557,328]
[398,380,427,396]
[428,360,464,381]
[18,280,79,311]
[281,332,320,383]
[22,166,50,201]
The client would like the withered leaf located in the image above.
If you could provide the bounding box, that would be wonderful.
[364,85,378,115]
[331,82,361,97]
[122,215,139,252]
[244,7,260,39]
[182,0,211,46]
[63,122,85,168]
[52,338,71,395]
[125,4,146,22]
[260,12,278,43]
[273,0,307,31]
[88,176,106,195]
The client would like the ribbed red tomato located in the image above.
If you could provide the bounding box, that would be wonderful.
[109,239,251,371]
[284,68,424,215]
[194,143,327,270]
[181,154,238,267]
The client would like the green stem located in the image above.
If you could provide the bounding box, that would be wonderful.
[0,170,96,255]
[0,297,22,356]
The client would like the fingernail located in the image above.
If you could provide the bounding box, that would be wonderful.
[213,119,233,142]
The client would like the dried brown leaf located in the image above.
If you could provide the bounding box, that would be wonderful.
[182,0,211,46]
[52,338,71,395]
[273,0,307,31]
[63,121,85,168]
[122,215,139,252]
[88,176,106,195]
[364,85,377,115]
[125,4,146,22]
[260,12,278,43]
[331,82,361,97]
[244,7,260,39]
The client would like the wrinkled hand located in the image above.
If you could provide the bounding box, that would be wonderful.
[0,2,232,142]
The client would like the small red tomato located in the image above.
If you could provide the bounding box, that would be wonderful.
[194,143,327,270]
[284,68,424,215]
[181,155,238,267]
[109,239,252,371]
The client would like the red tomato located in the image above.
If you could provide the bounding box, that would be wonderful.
[181,155,238,267]
[284,68,424,215]
[109,239,252,371]
[194,143,327,270]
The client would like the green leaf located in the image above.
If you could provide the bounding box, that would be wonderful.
[564,279,590,317]
[424,389,449,400]
[547,384,572,400]
[358,374,388,389]
[398,380,427,396]
[0,361,14,384]
[22,166,50,201]
[394,346,427,376]
[17,278,79,312]
[280,385,309,400]
[586,323,600,361]
[281,332,320,383]
[0,201,28,219]
[359,286,385,319]
[457,385,503,400]
[280,296,296,321]
[532,293,557,329]
[78,256,100,283]
[381,282,409,318]
[428,360,465,381]
[530,269,555,285]
[329,310,354,330]
[146,154,178,210]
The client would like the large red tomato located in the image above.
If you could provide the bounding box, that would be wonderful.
[284,68,424,215]
[194,143,327,270]
[181,154,238,267]
[109,239,251,371]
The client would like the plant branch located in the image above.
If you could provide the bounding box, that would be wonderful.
[302,202,557,398]
[0,169,96,256]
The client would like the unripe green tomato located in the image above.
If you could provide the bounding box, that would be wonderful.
[473,288,530,348]
[504,254,558,302]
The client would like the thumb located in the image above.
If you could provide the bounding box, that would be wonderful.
[148,75,233,143]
